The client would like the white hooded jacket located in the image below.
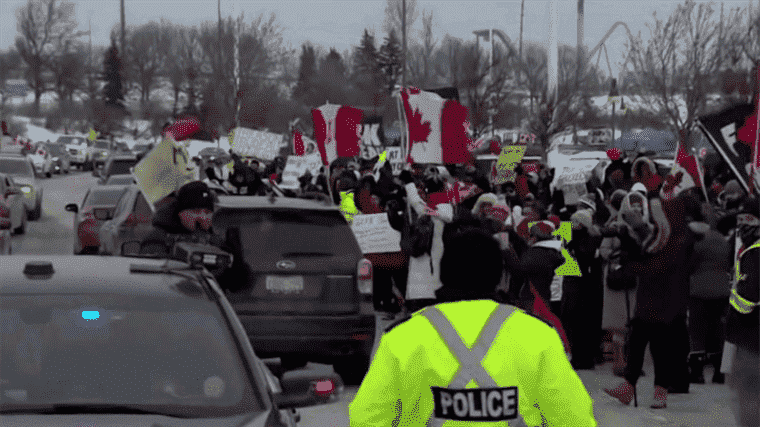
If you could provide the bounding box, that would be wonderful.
[404,183,453,300]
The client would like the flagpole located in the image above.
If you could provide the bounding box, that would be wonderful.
[695,121,751,194]
[753,66,760,194]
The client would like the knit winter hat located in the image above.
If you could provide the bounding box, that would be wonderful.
[472,193,499,216]
[571,209,594,230]
[530,220,556,241]
[578,195,596,212]
[176,181,214,212]
[631,182,648,195]
[486,203,511,223]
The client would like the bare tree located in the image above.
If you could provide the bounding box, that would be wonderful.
[625,0,723,144]
[407,9,438,89]
[0,49,22,114]
[521,42,547,116]
[15,0,78,116]
[127,21,163,107]
[382,0,419,39]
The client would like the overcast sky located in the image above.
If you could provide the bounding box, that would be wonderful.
[0,0,753,77]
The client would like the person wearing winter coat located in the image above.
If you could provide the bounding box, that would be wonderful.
[561,208,604,370]
[685,204,732,385]
[356,175,408,317]
[399,169,453,314]
[518,221,565,316]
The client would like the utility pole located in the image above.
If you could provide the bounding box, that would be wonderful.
[234,0,242,130]
[575,0,584,144]
[401,0,406,90]
[519,0,525,116]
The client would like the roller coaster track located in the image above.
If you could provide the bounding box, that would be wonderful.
[585,21,636,78]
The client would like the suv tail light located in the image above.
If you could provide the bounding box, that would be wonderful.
[0,202,9,218]
[357,258,373,295]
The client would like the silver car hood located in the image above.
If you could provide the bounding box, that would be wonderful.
[1,411,273,426]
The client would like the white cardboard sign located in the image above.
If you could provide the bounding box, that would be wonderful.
[350,213,401,254]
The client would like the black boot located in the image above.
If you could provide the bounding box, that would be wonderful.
[688,352,706,384]
[709,352,725,384]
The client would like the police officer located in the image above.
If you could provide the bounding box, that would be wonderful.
[724,195,759,427]
[349,228,596,426]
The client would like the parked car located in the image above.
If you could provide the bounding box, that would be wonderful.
[0,173,27,235]
[209,196,375,385]
[83,139,111,171]
[29,145,53,178]
[58,135,88,168]
[132,142,153,159]
[94,154,139,183]
[199,147,231,163]
[65,185,128,254]
[98,185,153,256]
[0,255,342,425]
[43,143,71,174]
[0,154,43,220]
[103,174,136,186]
[113,141,130,153]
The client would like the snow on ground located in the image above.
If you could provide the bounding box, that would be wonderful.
[25,123,61,143]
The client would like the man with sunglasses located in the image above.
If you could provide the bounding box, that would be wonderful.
[724,195,760,427]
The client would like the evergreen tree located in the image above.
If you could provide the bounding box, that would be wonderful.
[352,29,384,100]
[378,29,402,94]
[293,43,317,105]
[102,38,125,109]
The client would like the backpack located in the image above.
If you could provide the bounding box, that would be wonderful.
[400,206,435,258]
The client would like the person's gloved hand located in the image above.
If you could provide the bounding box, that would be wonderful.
[399,170,415,185]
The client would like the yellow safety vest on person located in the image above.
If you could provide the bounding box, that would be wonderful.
[348,300,596,426]
[730,239,760,314]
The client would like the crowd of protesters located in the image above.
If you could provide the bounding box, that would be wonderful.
[245,144,756,416]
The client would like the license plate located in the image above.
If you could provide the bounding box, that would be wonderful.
[265,276,304,294]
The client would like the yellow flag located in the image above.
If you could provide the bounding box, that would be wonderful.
[493,145,527,184]
[132,137,195,208]
[228,130,235,147]
[88,129,98,141]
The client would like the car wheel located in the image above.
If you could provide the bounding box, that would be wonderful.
[334,351,371,386]
[12,212,26,235]
[64,166,70,174]
[28,197,42,221]
[46,171,51,178]
[83,158,92,171]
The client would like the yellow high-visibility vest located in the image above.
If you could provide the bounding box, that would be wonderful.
[730,238,760,314]
[348,300,596,426]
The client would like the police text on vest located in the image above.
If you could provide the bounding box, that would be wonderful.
[432,386,518,421]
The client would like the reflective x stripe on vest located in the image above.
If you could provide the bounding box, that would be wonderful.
[731,239,760,314]
[421,304,535,427]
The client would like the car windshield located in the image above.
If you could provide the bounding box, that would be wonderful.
[45,145,66,156]
[105,175,135,185]
[93,141,110,150]
[214,209,359,257]
[0,158,34,177]
[84,188,128,207]
[57,137,85,146]
[109,160,138,175]
[134,144,150,151]
[0,294,260,417]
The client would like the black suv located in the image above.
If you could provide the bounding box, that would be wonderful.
[211,196,375,385]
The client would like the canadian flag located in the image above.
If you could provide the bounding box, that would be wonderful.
[311,104,363,166]
[660,138,705,201]
[163,117,201,142]
[400,87,473,165]
[293,130,305,156]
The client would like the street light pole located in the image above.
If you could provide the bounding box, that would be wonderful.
[401,0,406,90]
[609,78,619,145]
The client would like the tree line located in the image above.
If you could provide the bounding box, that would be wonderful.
[0,0,758,152]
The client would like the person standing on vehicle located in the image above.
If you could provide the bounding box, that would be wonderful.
[349,228,597,426]
[723,195,760,427]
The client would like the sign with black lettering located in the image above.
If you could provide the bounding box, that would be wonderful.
[431,386,518,422]
[359,116,386,160]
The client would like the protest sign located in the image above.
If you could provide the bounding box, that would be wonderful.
[350,213,401,254]
[552,160,598,205]
[359,117,385,160]
[492,145,527,184]
[385,147,403,175]
[133,137,195,207]
[279,153,323,190]
[231,127,283,161]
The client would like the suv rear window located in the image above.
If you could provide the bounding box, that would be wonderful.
[214,209,359,256]
[108,159,138,175]
[85,188,128,207]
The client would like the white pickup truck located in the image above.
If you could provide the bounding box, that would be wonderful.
[57,135,88,169]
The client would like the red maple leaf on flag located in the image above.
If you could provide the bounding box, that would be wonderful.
[400,89,432,162]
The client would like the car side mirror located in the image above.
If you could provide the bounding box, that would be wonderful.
[93,208,110,221]
[271,367,343,410]
[5,188,21,197]
[64,203,78,214]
